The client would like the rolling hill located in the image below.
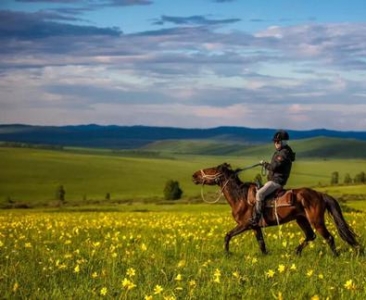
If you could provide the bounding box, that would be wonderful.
[1,124,366,149]
[142,136,366,159]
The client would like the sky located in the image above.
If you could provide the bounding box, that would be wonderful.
[0,0,366,130]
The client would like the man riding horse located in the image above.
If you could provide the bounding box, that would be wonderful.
[251,130,296,226]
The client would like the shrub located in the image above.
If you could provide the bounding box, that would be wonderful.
[163,180,183,200]
[330,171,339,185]
[55,185,65,202]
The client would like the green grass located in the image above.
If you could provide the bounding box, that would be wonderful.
[0,206,365,299]
[1,147,366,206]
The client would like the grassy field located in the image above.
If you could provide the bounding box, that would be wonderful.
[1,147,366,206]
[1,146,366,299]
[0,205,365,299]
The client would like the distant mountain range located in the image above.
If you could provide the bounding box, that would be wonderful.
[1,124,366,150]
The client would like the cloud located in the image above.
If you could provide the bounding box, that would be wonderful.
[0,10,122,40]
[1,4,366,130]
[16,0,153,6]
[152,15,241,26]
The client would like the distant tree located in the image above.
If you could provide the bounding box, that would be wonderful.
[360,172,365,183]
[164,180,183,200]
[105,192,111,200]
[354,172,366,184]
[330,172,339,185]
[56,185,66,202]
[344,173,352,185]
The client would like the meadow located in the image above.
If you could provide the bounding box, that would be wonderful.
[0,205,365,299]
[1,146,366,299]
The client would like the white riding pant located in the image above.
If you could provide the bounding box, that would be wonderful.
[256,181,281,204]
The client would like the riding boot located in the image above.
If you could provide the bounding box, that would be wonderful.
[251,200,264,226]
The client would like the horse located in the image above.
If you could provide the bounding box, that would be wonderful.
[192,163,360,256]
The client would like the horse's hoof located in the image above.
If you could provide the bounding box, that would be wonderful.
[333,251,340,257]
[225,251,233,257]
[295,247,302,256]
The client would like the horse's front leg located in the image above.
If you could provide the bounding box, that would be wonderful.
[253,227,268,254]
[224,224,249,254]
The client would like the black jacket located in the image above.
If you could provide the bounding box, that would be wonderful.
[264,145,296,186]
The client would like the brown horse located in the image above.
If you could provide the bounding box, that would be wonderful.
[192,163,360,256]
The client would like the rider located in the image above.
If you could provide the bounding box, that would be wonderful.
[251,130,296,226]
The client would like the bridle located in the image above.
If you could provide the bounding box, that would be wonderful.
[199,169,230,204]
[199,169,224,184]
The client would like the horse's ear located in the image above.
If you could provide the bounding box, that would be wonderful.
[219,162,231,170]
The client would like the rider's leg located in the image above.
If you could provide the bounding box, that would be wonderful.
[251,181,281,226]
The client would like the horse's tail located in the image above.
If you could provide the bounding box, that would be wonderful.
[323,193,359,247]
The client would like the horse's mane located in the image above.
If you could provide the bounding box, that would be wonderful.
[222,164,256,201]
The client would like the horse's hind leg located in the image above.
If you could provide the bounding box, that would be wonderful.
[295,216,316,255]
[313,222,339,256]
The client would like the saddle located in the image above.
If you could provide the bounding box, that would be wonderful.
[248,186,295,227]
[264,188,294,208]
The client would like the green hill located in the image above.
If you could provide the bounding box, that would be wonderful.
[1,144,366,207]
[142,137,366,159]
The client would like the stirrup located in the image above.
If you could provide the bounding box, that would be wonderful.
[250,214,261,226]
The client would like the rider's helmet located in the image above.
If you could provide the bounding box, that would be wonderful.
[272,130,289,142]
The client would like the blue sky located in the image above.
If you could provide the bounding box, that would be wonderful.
[1,0,365,130]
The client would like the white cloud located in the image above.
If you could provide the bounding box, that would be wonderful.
[0,6,366,130]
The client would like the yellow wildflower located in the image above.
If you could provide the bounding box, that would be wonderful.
[265,269,275,278]
[127,267,136,277]
[290,263,297,271]
[177,260,186,268]
[144,296,153,300]
[100,287,107,296]
[278,264,285,273]
[277,291,283,300]
[213,268,221,283]
[74,264,80,273]
[122,278,136,290]
[311,295,320,300]
[175,274,182,281]
[13,282,19,293]
[344,279,356,290]
[154,285,163,294]
[189,280,196,287]
[306,269,313,277]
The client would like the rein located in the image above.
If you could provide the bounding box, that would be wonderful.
[236,163,267,177]
[199,163,264,204]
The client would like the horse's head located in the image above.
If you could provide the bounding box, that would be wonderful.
[192,162,234,185]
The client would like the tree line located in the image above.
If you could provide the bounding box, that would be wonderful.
[331,171,366,185]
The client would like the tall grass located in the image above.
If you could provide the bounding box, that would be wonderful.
[0,206,365,299]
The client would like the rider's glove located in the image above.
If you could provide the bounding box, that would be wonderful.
[260,160,266,165]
